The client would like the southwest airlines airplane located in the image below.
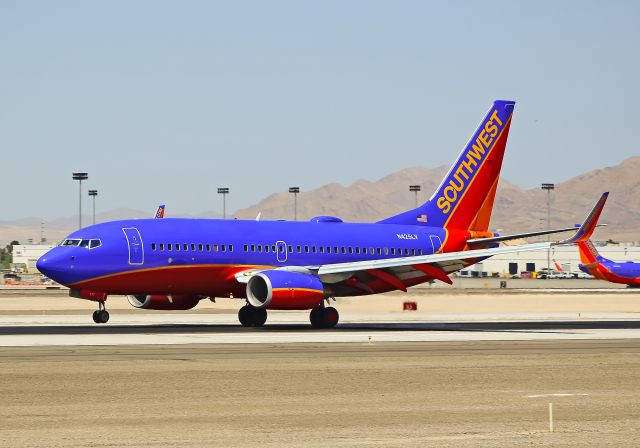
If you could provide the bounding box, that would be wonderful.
[37,100,608,327]
[578,239,640,286]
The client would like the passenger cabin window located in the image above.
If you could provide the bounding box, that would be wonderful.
[244,245,248,252]
[191,244,196,251]
[160,243,164,251]
[207,244,211,251]
[229,245,233,252]
[151,243,156,250]
[183,244,188,251]
[168,243,173,250]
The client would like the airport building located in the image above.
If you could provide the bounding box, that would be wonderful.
[12,244,56,274]
[461,244,640,278]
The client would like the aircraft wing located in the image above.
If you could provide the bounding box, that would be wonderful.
[236,193,608,289]
[314,192,609,282]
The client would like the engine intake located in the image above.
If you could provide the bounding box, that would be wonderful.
[127,294,201,310]
[247,270,325,310]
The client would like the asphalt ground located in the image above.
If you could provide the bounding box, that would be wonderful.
[2,288,640,446]
[2,340,640,447]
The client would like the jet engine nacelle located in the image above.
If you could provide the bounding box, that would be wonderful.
[127,294,201,310]
[247,270,325,310]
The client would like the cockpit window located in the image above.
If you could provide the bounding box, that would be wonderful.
[60,238,101,249]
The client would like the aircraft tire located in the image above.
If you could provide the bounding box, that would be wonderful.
[310,307,324,328]
[323,307,339,328]
[238,305,253,327]
[239,305,267,327]
[97,310,110,324]
[92,310,100,324]
[252,308,267,327]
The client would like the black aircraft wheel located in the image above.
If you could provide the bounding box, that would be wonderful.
[310,307,324,328]
[238,306,253,327]
[239,305,267,327]
[323,307,339,328]
[92,310,100,324]
[252,308,267,327]
[97,310,110,324]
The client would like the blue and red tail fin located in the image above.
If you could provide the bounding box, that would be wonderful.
[379,100,515,231]
[154,205,165,219]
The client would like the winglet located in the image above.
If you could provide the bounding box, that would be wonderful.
[555,192,608,245]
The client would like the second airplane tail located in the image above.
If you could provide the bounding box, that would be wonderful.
[379,100,515,232]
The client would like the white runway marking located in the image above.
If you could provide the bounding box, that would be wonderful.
[527,393,590,398]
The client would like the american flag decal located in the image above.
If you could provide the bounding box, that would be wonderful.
[417,214,427,223]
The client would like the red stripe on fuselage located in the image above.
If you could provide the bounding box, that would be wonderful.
[71,264,270,297]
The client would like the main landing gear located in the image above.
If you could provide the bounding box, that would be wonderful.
[238,305,267,327]
[92,301,110,324]
[310,306,339,329]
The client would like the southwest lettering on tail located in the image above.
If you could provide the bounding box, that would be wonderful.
[436,109,504,214]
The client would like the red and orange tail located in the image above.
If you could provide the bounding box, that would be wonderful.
[578,239,607,265]
[379,100,515,232]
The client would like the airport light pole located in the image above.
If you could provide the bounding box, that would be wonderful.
[217,187,229,219]
[541,183,555,272]
[72,172,88,229]
[289,187,300,221]
[88,189,98,225]
[409,185,421,208]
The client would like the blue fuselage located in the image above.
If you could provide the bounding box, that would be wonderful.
[37,217,460,297]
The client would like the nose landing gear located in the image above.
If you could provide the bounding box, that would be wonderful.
[92,301,110,324]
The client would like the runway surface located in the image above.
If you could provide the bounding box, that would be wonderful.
[2,340,640,447]
[3,312,640,346]
[3,290,640,446]
[2,288,640,346]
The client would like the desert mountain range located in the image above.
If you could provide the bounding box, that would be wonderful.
[2,157,639,245]
[234,156,640,243]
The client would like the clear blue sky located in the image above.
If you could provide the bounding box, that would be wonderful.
[1,1,638,220]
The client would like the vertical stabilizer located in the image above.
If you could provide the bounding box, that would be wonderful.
[379,100,515,231]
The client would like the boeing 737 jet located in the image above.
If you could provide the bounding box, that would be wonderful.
[578,239,640,287]
[37,100,608,327]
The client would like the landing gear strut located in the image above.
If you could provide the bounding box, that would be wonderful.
[310,306,339,328]
[92,301,110,324]
[238,305,267,327]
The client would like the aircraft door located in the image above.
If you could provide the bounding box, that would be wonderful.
[122,227,144,265]
[276,240,287,263]
[429,235,443,254]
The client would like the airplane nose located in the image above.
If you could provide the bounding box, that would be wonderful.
[36,251,65,281]
[36,254,53,277]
